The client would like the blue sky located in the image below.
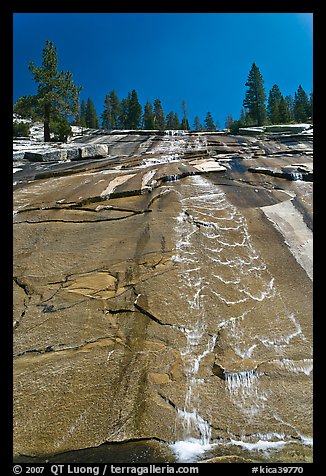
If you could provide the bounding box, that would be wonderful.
[13,13,313,128]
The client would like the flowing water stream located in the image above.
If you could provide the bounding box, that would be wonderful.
[168,174,312,463]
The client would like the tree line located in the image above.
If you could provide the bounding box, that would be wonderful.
[228,62,312,133]
[76,93,218,132]
[13,41,313,142]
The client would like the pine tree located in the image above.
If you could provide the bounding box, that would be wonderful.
[267,84,283,124]
[13,95,41,121]
[181,117,190,130]
[80,99,87,128]
[204,112,215,131]
[173,113,181,130]
[270,99,281,124]
[86,98,99,128]
[243,63,267,126]
[101,95,110,129]
[278,97,290,124]
[181,100,190,130]
[166,112,181,130]
[117,98,129,129]
[225,115,233,129]
[285,95,294,122]
[193,116,202,131]
[293,85,310,122]
[143,101,155,129]
[101,90,119,130]
[239,107,250,126]
[153,99,166,130]
[127,89,142,129]
[28,40,82,141]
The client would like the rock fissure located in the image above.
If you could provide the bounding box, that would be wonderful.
[13,277,34,330]
[13,213,144,225]
[13,334,122,359]
[133,293,186,332]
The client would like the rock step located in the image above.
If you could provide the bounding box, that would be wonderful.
[24,144,109,162]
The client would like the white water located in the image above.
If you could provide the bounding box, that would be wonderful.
[168,174,311,462]
[290,171,304,181]
[170,439,213,463]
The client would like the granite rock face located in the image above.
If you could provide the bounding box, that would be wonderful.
[13,130,313,462]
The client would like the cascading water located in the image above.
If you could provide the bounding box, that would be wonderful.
[290,171,304,181]
[168,174,312,462]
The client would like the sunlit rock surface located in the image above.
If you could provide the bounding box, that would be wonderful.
[13,129,313,463]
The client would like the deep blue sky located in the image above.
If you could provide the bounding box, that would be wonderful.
[13,13,313,128]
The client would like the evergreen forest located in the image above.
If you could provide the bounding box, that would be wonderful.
[13,42,313,141]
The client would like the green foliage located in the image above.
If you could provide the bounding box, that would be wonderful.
[193,116,202,131]
[153,99,166,130]
[28,40,82,141]
[229,120,244,135]
[278,97,290,123]
[243,63,267,126]
[181,117,190,130]
[181,100,190,130]
[267,84,283,124]
[284,95,294,122]
[267,84,282,124]
[266,84,292,124]
[127,90,142,129]
[143,101,155,129]
[13,96,42,121]
[13,121,30,137]
[293,85,311,122]
[204,112,215,131]
[225,115,233,129]
[101,90,119,129]
[79,99,87,128]
[86,97,99,128]
[49,116,72,142]
[166,111,181,130]
[117,98,129,129]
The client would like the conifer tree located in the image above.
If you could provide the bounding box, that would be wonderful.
[101,95,111,129]
[13,95,41,121]
[153,98,166,130]
[127,89,142,129]
[80,99,87,128]
[166,112,175,130]
[225,115,233,129]
[293,85,310,122]
[86,98,99,128]
[243,63,267,126]
[166,112,181,130]
[204,112,215,131]
[267,84,283,124]
[239,107,250,126]
[143,101,155,129]
[278,97,290,123]
[181,100,190,130]
[181,118,190,130]
[117,97,129,129]
[101,90,119,129]
[173,113,181,130]
[193,116,202,131]
[28,40,82,141]
[285,95,294,122]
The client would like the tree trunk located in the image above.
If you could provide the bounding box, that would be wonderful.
[44,103,51,142]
